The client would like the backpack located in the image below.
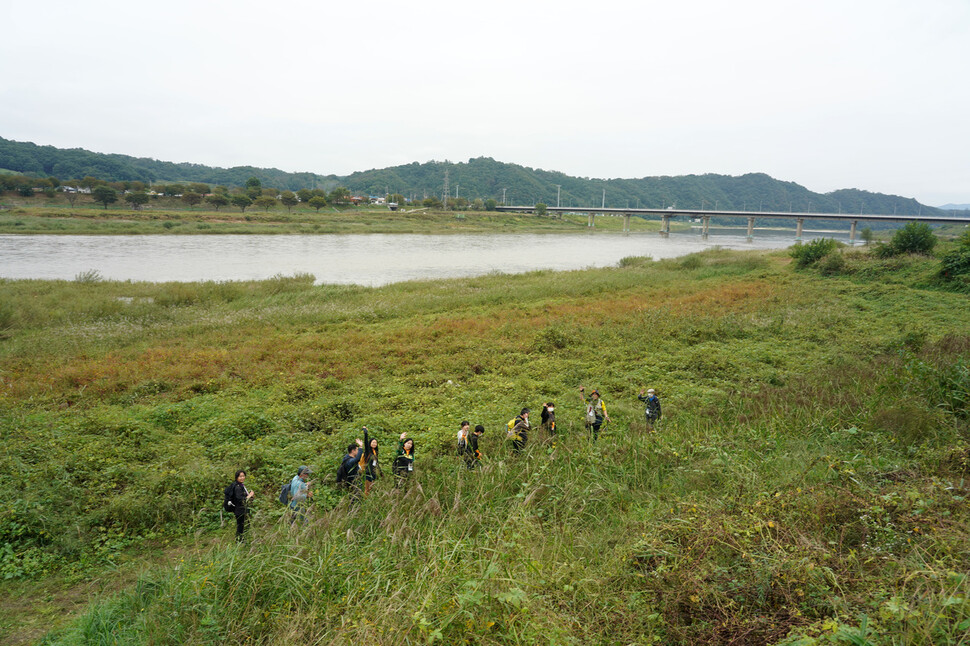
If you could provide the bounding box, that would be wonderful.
[507,418,517,435]
[335,459,348,484]
[223,483,234,512]
[278,481,291,504]
[585,404,597,424]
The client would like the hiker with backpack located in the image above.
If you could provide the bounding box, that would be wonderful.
[360,427,381,496]
[638,388,662,431]
[580,386,610,441]
[507,408,530,454]
[287,465,311,524]
[336,438,365,498]
[393,433,415,485]
[224,470,254,542]
[465,424,484,470]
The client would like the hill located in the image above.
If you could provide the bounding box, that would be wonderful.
[1,245,969,644]
[0,136,941,216]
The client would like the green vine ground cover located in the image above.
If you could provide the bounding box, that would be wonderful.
[1,246,968,644]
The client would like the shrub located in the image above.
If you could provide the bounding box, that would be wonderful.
[790,238,840,269]
[818,251,847,275]
[939,231,970,283]
[876,221,939,258]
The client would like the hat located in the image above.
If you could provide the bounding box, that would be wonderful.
[298,465,311,475]
[647,388,655,394]
[591,389,600,396]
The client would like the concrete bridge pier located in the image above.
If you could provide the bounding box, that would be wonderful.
[661,215,670,237]
[702,215,710,239]
[795,218,804,242]
[746,216,755,241]
[850,220,858,244]
[588,213,595,228]
[623,213,631,233]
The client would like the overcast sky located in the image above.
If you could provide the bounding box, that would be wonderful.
[3,0,968,204]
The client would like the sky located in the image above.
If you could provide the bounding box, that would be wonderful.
[2,0,969,205]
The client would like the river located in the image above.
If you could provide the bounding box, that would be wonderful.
[0,228,853,286]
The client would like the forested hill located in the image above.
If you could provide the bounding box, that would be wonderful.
[0,136,940,216]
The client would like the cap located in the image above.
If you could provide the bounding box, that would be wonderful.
[647,388,655,394]
[298,465,311,475]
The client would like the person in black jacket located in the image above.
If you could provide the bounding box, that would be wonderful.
[336,439,365,499]
[638,388,662,431]
[361,427,381,496]
[465,425,484,470]
[540,403,556,437]
[393,433,415,486]
[228,470,254,542]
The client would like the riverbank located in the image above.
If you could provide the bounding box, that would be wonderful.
[0,205,663,235]
[2,247,968,644]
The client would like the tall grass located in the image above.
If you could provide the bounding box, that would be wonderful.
[1,248,968,644]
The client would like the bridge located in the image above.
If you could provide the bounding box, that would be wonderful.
[495,206,970,242]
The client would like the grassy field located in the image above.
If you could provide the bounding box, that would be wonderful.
[1,243,969,644]
[0,205,664,235]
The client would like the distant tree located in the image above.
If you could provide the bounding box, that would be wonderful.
[181,192,203,207]
[296,189,313,203]
[261,188,278,198]
[129,181,146,192]
[471,198,484,211]
[328,187,351,205]
[389,193,406,205]
[246,186,261,200]
[308,196,328,211]
[17,185,34,197]
[310,188,327,198]
[254,196,277,212]
[63,181,81,207]
[47,176,61,188]
[124,191,150,209]
[80,176,100,189]
[422,196,442,208]
[205,194,230,211]
[188,183,210,195]
[245,177,262,191]
[535,202,548,216]
[484,198,497,211]
[91,185,118,209]
[213,185,230,196]
[860,227,874,246]
[231,194,252,212]
[280,191,298,212]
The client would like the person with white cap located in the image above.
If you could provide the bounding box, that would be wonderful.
[638,388,662,431]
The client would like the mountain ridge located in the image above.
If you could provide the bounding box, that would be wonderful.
[0,136,941,216]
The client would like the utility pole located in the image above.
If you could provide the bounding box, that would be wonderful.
[601,188,605,208]
[555,184,561,208]
[502,188,507,205]
[443,170,449,209]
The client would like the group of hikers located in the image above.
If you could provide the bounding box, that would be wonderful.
[225,385,661,541]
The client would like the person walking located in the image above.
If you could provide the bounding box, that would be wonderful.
[394,433,415,486]
[226,470,254,542]
[580,386,610,441]
[508,408,530,454]
[288,465,311,524]
[638,388,662,431]
[465,424,484,470]
[336,439,365,499]
[457,421,470,456]
[540,402,556,437]
[360,427,381,496]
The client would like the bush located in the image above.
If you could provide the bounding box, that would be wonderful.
[939,231,970,282]
[891,221,937,255]
[790,238,840,269]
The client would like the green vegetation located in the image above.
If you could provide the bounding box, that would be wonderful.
[874,222,940,259]
[0,206,659,235]
[1,136,946,216]
[1,248,969,645]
